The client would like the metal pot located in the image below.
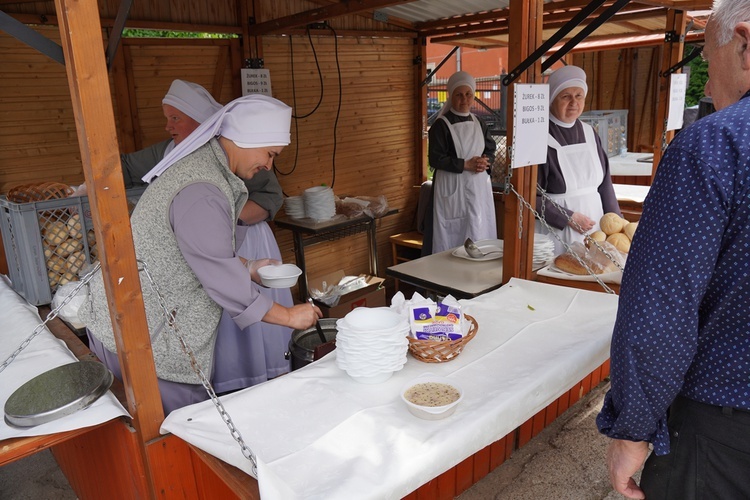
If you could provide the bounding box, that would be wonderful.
[285,318,338,371]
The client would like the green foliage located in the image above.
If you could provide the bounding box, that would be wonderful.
[685,44,709,107]
[122,28,235,39]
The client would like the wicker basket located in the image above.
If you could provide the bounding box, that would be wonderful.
[6,182,74,203]
[407,314,478,363]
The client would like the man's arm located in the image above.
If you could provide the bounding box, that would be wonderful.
[121,140,172,188]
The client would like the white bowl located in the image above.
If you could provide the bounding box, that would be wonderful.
[401,375,464,420]
[342,307,407,333]
[257,264,302,288]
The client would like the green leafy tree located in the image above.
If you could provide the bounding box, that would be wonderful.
[122,28,234,39]
[685,44,708,107]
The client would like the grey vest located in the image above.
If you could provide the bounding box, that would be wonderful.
[80,139,248,384]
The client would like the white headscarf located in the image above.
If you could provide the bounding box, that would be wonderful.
[548,65,588,103]
[437,71,477,118]
[162,80,222,123]
[142,94,292,183]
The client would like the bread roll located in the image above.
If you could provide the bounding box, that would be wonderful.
[67,213,83,239]
[55,237,83,257]
[48,269,60,287]
[607,232,631,253]
[600,212,627,235]
[66,251,86,274]
[46,254,66,273]
[43,220,69,245]
[87,229,97,247]
[623,222,638,240]
[589,231,607,243]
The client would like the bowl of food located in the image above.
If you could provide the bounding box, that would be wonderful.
[257,264,302,288]
[401,374,463,420]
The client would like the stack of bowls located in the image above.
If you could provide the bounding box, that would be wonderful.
[284,196,305,219]
[303,186,336,221]
[533,233,555,267]
[335,307,410,384]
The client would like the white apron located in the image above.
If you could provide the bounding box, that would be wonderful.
[432,115,497,253]
[536,122,605,255]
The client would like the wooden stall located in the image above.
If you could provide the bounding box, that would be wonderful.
[0,0,710,497]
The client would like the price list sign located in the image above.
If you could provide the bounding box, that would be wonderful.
[241,68,273,96]
[512,84,549,168]
[667,73,687,131]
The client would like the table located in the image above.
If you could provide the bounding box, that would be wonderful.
[386,247,503,299]
[161,278,618,500]
[274,210,397,301]
[613,183,650,222]
[608,152,654,177]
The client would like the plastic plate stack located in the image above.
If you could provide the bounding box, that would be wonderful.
[533,233,556,267]
[335,307,409,384]
[284,196,305,219]
[303,186,336,221]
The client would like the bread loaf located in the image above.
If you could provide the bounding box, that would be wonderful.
[43,220,69,245]
[554,252,619,275]
[67,213,83,239]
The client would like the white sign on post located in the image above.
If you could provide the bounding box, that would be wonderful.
[241,68,273,96]
[511,84,549,168]
[666,73,687,131]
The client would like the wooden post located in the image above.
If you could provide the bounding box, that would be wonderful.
[503,0,543,283]
[54,0,164,494]
[651,9,687,179]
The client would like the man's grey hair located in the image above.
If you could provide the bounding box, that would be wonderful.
[712,0,750,46]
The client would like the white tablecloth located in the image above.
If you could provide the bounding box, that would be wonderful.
[0,275,129,442]
[161,278,618,499]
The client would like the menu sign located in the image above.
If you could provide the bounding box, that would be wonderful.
[666,73,687,131]
[241,68,273,96]
[512,84,549,168]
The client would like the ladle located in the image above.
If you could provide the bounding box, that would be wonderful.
[464,238,502,259]
[308,298,328,344]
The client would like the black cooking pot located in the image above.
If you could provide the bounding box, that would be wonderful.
[285,318,338,371]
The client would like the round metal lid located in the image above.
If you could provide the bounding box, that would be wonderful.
[4,360,114,428]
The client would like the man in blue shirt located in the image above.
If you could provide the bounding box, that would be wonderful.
[597,1,750,498]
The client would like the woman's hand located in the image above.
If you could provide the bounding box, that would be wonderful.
[263,302,322,330]
[464,156,489,174]
[568,212,595,233]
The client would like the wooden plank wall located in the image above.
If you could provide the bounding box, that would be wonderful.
[263,35,418,281]
[0,26,87,193]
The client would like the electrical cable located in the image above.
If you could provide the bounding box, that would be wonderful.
[325,24,342,190]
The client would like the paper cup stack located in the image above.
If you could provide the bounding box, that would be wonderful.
[284,196,305,219]
[303,186,336,221]
[335,307,409,384]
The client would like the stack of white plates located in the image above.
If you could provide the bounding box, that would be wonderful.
[303,186,336,221]
[335,307,409,384]
[533,233,556,266]
[284,196,305,219]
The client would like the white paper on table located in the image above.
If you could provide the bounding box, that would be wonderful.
[162,278,618,500]
[0,275,129,441]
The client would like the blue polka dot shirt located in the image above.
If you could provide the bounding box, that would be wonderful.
[596,91,750,455]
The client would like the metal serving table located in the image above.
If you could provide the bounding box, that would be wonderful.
[274,209,397,301]
[386,248,504,300]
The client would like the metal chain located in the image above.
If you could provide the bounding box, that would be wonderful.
[510,184,618,295]
[138,262,258,476]
[0,262,102,374]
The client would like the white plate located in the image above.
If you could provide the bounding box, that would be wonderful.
[451,239,504,261]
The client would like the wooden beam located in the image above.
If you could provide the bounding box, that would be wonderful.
[305,0,416,30]
[247,0,413,36]
[53,0,163,495]
[503,0,543,284]
[651,8,687,179]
